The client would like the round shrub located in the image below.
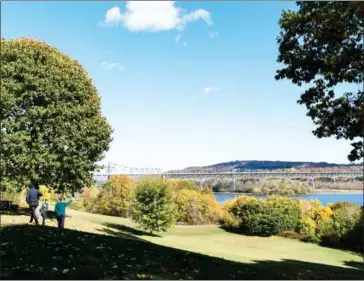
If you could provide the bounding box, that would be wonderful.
[132,177,176,234]
[225,196,302,236]
[265,197,302,234]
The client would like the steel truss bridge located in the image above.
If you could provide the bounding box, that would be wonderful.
[95,171,363,190]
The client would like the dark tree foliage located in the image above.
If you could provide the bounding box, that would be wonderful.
[1,38,112,193]
[275,1,364,162]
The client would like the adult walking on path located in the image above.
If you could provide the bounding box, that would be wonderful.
[26,183,43,225]
[54,197,72,229]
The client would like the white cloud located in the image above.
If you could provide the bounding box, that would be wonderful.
[102,1,213,32]
[183,41,188,47]
[208,31,218,38]
[101,62,125,71]
[203,87,220,94]
[175,34,182,43]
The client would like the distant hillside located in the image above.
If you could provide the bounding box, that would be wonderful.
[167,160,362,173]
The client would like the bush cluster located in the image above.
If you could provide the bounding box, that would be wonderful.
[70,176,223,233]
[224,196,301,236]
[222,195,363,252]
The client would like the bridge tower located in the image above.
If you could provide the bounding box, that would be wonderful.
[232,173,236,192]
[307,178,315,189]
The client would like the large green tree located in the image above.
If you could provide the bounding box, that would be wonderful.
[275,1,364,162]
[1,38,112,193]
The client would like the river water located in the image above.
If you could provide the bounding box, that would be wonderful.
[214,193,363,206]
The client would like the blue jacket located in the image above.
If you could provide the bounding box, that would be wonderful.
[26,188,43,206]
[54,200,72,217]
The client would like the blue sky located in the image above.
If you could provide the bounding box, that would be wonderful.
[2,1,357,171]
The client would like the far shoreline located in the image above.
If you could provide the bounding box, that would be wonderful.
[214,189,363,195]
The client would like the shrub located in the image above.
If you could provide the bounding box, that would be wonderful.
[314,206,333,223]
[82,186,100,200]
[199,193,224,224]
[132,177,176,234]
[265,197,302,234]
[238,200,273,236]
[201,186,214,195]
[299,200,322,219]
[224,196,301,236]
[69,186,100,212]
[174,189,203,224]
[323,202,361,243]
[173,188,223,225]
[342,207,364,252]
[298,217,317,237]
[95,175,135,217]
[222,198,240,228]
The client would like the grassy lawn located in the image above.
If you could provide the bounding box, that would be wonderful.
[1,207,363,279]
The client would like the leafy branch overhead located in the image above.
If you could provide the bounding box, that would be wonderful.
[0,38,113,193]
[275,1,364,162]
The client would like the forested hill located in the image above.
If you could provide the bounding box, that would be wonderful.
[167,160,362,173]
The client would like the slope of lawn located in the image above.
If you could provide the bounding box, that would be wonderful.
[1,207,363,280]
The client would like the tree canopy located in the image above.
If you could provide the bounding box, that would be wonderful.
[1,38,112,193]
[275,1,364,162]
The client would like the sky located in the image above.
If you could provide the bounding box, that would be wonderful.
[2,1,359,171]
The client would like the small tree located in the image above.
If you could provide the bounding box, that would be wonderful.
[132,177,176,234]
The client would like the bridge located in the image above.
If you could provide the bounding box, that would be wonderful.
[94,170,362,190]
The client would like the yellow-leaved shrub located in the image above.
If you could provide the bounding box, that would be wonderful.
[95,175,135,217]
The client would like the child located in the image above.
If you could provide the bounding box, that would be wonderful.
[40,199,49,225]
[54,197,72,229]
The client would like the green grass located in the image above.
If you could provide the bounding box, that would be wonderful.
[1,207,363,279]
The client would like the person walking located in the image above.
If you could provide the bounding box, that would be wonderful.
[26,183,43,225]
[54,197,72,229]
[40,199,49,225]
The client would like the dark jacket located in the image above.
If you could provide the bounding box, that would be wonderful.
[26,187,43,207]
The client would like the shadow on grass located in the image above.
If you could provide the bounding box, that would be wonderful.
[344,261,364,270]
[1,224,363,280]
[102,222,161,238]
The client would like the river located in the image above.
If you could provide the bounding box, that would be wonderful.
[214,193,363,206]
